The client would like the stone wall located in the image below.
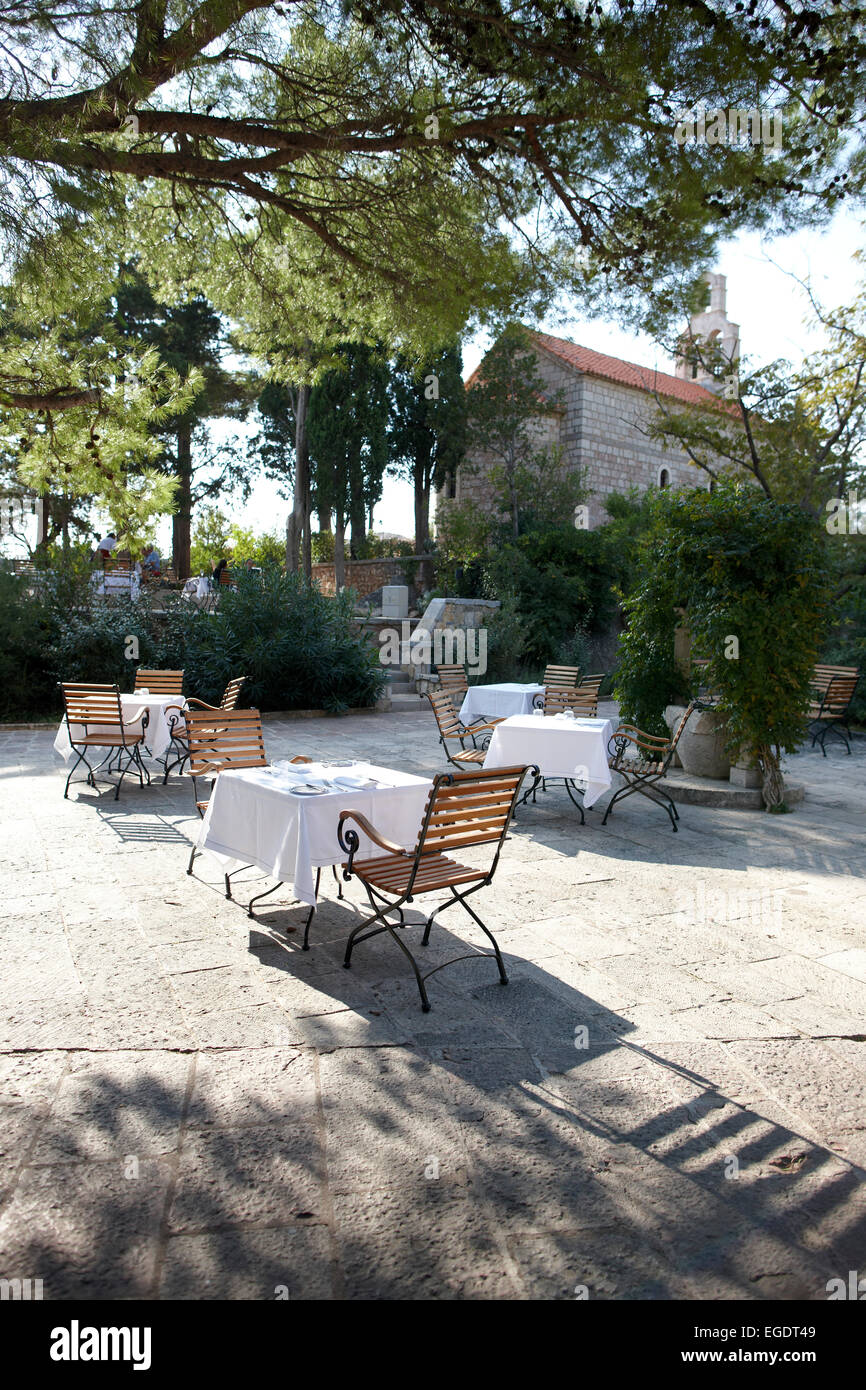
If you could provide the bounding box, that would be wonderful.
[311,556,426,598]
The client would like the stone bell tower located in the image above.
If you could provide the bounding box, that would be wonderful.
[674,271,740,393]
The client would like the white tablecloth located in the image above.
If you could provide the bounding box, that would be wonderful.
[54,692,183,763]
[483,714,614,808]
[195,761,433,906]
[459,682,545,723]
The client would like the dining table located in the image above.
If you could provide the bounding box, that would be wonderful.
[194,759,434,910]
[458,681,545,725]
[482,712,614,809]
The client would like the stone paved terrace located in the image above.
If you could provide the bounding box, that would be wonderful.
[0,707,864,1301]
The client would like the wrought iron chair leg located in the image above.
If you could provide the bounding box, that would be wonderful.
[64,747,90,798]
[224,874,232,900]
[344,899,391,967]
[454,887,509,985]
[187,843,198,875]
[248,879,284,917]
[383,921,431,1010]
[332,864,343,900]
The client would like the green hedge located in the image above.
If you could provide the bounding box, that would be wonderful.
[0,563,385,719]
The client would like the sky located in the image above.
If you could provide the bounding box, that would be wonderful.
[5,205,864,557]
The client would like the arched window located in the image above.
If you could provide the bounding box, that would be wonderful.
[446,471,457,500]
[658,468,670,489]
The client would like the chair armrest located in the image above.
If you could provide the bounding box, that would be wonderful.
[338,809,406,857]
[468,717,504,732]
[608,728,671,763]
[123,708,150,733]
[338,810,408,879]
[608,728,670,750]
[185,697,220,710]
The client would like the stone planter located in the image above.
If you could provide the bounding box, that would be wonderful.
[664,704,731,780]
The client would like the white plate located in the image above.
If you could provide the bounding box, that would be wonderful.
[289,783,328,796]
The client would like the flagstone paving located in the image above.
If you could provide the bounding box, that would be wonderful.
[0,708,864,1300]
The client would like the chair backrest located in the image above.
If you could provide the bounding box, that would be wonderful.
[62,682,123,728]
[542,664,580,687]
[576,673,605,696]
[543,685,597,716]
[103,556,131,574]
[183,708,267,778]
[414,766,530,869]
[219,569,235,587]
[220,675,246,710]
[135,668,184,695]
[427,689,466,741]
[819,673,859,716]
[668,700,701,753]
[436,663,468,695]
[812,663,858,696]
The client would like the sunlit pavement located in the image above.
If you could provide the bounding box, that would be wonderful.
[0,709,863,1299]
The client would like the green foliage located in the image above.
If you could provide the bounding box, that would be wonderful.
[0,570,61,718]
[308,342,390,555]
[483,592,531,683]
[481,526,627,669]
[188,570,386,714]
[614,484,834,782]
[191,507,285,574]
[0,562,385,718]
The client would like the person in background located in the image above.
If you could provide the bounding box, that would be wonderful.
[141,542,161,579]
[212,557,228,587]
[95,531,117,560]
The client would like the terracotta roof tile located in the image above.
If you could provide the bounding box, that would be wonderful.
[465,328,723,409]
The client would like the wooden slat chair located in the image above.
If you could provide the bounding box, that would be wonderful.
[184,707,267,894]
[807,666,860,755]
[533,663,580,708]
[134,668,184,695]
[60,682,150,801]
[336,765,534,1010]
[103,556,132,574]
[603,699,703,833]
[162,675,246,782]
[542,673,605,718]
[436,662,494,732]
[427,690,501,767]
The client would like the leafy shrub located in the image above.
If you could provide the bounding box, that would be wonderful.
[614,483,833,805]
[0,560,385,718]
[184,569,386,713]
[481,527,625,667]
[0,571,61,718]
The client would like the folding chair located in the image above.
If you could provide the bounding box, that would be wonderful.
[60,683,150,801]
[603,699,704,832]
[336,765,534,1010]
[807,667,860,755]
[184,707,267,896]
[162,675,246,782]
[427,690,501,767]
